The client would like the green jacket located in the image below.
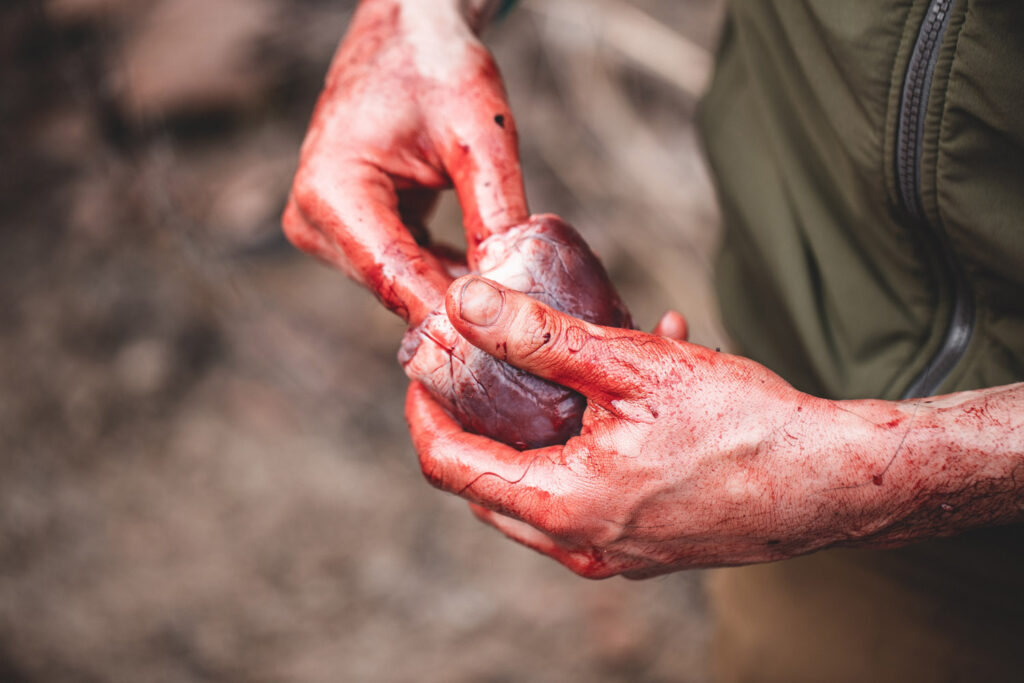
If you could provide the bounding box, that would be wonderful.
[700,0,1024,401]
[698,2,1023,679]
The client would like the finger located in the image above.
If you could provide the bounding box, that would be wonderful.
[469,504,617,580]
[445,276,664,401]
[468,503,569,557]
[652,310,688,341]
[427,52,529,250]
[405,382,568,528]
[282,195,354,274]
[292,162,453,325]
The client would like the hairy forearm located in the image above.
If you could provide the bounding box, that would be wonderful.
[820,383,1024,549]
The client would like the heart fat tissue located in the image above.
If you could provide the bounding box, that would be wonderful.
[399,214,633,449]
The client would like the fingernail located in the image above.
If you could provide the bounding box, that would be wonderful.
[459,278,503,326]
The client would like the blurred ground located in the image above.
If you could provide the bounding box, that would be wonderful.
[0,0,726,681]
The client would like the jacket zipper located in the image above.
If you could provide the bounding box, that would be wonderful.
[895,0,974,399]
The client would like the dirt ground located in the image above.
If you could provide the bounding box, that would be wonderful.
[1,1,727,681]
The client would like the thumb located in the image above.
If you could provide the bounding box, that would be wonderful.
[445,276,656,402]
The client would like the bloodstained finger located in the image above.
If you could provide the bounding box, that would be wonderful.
[426,52,529,252]
[405,382,567,526]
[291,162,453,325]
[445,276,662,402]
[470,504,619,580]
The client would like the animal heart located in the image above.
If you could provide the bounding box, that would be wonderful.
[399,214,632,449]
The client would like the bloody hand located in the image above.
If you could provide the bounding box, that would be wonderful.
[285,1,634,448]
[283,0,527,325]
[405,276,937,579]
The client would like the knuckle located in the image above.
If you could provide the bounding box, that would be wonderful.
[539,495,609,545]
[281,206,319,252]
[537,509,575,540]
[417,453,448,491]
[291,168,325,216]
[585,517,627,550]
[412,436,451,492]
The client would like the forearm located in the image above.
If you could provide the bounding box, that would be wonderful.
[820,383,1024,548]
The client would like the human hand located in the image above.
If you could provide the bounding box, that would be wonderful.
[406,276,921,578]
[283,0,527,325]
[283,1,637,449]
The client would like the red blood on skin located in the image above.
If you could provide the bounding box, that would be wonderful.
[285,0,531,329]
[400,214,632,449]
[285,2,629,448]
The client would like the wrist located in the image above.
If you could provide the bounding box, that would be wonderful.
[816,387,1024,549]
[818,398,926,545]
[768,395,915,551]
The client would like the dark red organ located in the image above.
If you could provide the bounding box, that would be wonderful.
[399,214,632,449]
